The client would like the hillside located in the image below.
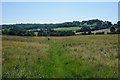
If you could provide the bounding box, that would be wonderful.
[2,19,117,30]
[76,28,111,35]
[1,19,120,36]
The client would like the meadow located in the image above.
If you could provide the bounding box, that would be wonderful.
[2,35,118,78]
[54,27,82,31]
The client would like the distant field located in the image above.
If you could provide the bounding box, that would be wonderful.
[54,27,82,31]
[76,28,110,35]
[27,29,41,31]
[27,27,82,31]
[91,29,110,34]
[2,35,118,78]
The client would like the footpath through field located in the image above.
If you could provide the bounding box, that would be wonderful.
[47,38,66,78]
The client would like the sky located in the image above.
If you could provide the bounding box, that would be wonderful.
[2,2,118,24]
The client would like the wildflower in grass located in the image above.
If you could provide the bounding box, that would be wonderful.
[4,72,8,75]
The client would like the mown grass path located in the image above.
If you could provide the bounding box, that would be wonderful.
[47,39,66,78]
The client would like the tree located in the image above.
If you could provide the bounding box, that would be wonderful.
[110,27,115,32]
[88,30,92,34]
[8,28,17,35]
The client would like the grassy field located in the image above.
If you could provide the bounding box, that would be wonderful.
[54,27,82,31]
[2,35,118,78]
[91,29,110,34]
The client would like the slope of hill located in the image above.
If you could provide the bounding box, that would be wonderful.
[2,19,114,31]
[2,19,120,36]
[75,28,111,35]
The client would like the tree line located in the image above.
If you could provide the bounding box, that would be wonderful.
[1,19,120,36]
[2,19,117,30]
[2,28,75,36]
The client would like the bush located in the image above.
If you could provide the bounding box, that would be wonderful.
[96,32,104,34]
[107,32,116,34]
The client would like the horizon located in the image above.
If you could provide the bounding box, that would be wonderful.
[1,19,118,25]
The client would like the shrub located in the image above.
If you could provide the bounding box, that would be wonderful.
[96,32,104,34]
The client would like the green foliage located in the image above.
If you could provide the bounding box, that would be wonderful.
[2,19,114,32]
[96,32,104,34]
[2,19,120,36]
[38,30,75,36]
[110,27,115,32]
